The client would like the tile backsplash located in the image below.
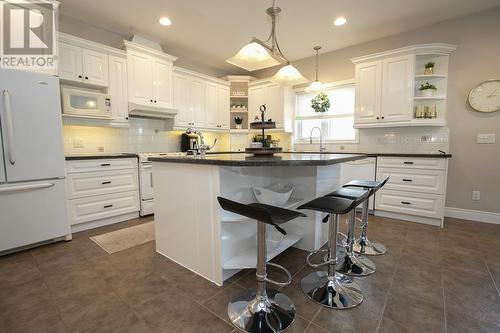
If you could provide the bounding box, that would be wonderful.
[295,127,451,154]
[63,118,230,155]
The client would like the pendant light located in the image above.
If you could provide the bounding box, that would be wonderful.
[226,0,306,85]
[306,46,323,92]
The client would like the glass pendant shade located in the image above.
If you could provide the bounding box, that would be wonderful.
[306,80,324,92]
[226,42,281,72]
[272,64,307,86]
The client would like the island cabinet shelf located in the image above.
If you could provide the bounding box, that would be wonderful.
[222,233,302,270]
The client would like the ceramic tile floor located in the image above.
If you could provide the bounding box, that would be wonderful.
[0,215,499,332]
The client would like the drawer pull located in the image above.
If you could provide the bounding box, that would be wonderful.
[403,161,414,165]
[401,201,412,205]
[102,181,112,185]
[103,204,113,208]
[100,163,111,167]
[402,179,413,182]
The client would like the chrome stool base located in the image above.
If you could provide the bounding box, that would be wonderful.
[353,238,386,256]
[336,250,376,276]
[228,288,295,333]
[301,271,363,309]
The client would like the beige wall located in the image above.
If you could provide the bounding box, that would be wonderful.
[58,14,230,78]
[256,8,500,213]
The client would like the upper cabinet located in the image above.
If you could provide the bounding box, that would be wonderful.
[59,42,109,87]
[248,80,294,132]
[173,67,230,130]
[108,55,129,124]
[124,41,177,117]
[352,44,456,128]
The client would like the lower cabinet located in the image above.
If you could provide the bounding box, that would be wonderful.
[374,157,448,226]
[65,158,140,229]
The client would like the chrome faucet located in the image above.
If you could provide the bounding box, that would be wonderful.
[309,126,326,152]
[186,128,217,157]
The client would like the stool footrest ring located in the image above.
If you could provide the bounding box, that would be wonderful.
[306,249,334,268]
[264,262,293,287]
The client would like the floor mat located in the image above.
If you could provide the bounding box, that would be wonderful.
[90,222,155,254]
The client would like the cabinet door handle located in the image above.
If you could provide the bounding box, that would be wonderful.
[100,163,111,167]
[376,117,380,120]
[381,116,385,119]
[85,76,88,80]
[401,201,411,205]
[402,179,413,182]
[102,181,111,185]
[150,172,153,188]
[78,75,82,79]
[103,204,113,208]
[403,161,414,165]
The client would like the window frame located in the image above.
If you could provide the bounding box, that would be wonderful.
[294,79,359,144]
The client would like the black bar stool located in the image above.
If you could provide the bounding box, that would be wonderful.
[217,197,306,333]
[343,176,390,256]
[297,191,369,309]
[326,187,376,276]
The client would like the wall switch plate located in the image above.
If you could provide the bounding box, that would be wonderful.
[477,134,496,144]
[472,191,481,201]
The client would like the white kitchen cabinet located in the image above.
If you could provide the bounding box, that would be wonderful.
[354,61,382,124]
[381,55,414,123]
[217,85,230,129]
[124,41,177,115]
[352,44,455,128]
[65,158,140,230]
[374,156,449,227]
[108,55,129,124]
[58,42,109,87]
[205,81,219,129]
[152,57,174,108]
[248,80,294,132]
[190,76,206,127]
[173,72,191,127]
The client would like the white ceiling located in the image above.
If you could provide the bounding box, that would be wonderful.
[59,0,500,73]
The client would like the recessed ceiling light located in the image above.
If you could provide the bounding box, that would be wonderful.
[159,17,172,26]
[334,17,347,26]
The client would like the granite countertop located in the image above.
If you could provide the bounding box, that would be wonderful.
[207,151,452,158]
[65,153,138,160]
[148,153,367,166]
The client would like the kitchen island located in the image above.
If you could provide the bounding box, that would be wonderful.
[149,153,366,285]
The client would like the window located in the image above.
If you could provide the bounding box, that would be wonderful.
[295,81,357,143]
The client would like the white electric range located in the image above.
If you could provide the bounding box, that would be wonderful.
[137,152,186,216]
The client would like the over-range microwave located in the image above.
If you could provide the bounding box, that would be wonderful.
[61,88,112,118]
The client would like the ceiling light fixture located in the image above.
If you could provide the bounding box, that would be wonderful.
[306,46,323,92]
[226,0,306,85]
[334,16,347,26]
[159,17,172,26]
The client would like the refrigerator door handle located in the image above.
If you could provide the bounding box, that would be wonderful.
[0,182,55,193]
[3,89,16,165]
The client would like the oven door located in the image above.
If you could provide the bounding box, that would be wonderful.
[139,162,154,200]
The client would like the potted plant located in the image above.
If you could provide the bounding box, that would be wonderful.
[234,116,243,129]
[424,62,435,75]
[311,92,330,113]
[418,82,437,97]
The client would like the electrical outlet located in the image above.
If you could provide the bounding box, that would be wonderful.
[477,134,496,144]
[97,146,104,152]
[73,139,84,148]
[472,191,481,201]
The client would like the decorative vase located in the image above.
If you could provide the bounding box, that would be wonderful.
[236,124,242,130]
[421,89,434,97]
[424,67,434,75]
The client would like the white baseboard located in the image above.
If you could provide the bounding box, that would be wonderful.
[444,207,500,225]
[71,212,140,233]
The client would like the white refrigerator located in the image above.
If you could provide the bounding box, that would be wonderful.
[0,69,70,253]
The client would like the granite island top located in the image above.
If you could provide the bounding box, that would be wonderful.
[207,151,452,158]
[65,153,138,160]
[148,153,367,166]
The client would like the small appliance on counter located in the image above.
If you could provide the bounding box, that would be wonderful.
[181,131,199,152]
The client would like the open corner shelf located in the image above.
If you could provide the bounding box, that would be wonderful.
[414,96,446,101]
[222,233,302,269]
[415,74,447,79]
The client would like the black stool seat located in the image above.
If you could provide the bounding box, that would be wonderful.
[343,176,390,193]
[326,187,370,201]
[217,197,306,227]
[298,196,362,215]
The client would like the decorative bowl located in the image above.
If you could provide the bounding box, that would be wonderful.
[253,183,294,207]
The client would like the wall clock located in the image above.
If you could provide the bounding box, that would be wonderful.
[468,79,500,113]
